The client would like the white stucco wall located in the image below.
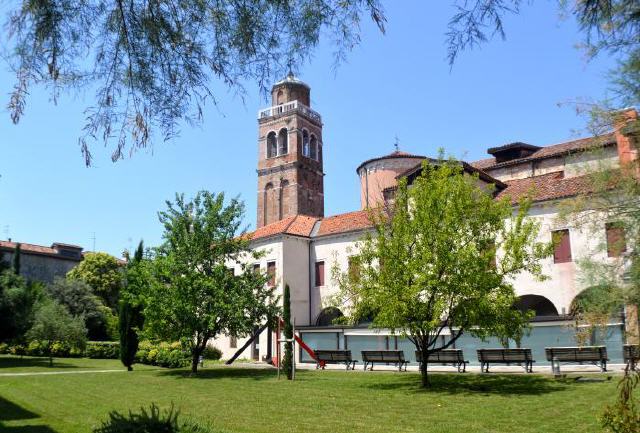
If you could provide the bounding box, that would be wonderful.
[508,202,620,314]
[310,231,368,321]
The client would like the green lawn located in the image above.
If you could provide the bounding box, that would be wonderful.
[0,355,622,433]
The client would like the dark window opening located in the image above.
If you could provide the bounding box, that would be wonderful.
[315,261,325,287]
[267,261,276,286]
[606,222,626,257]
[553,229,572,263]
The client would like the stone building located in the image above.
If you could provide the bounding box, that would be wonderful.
[213,75,638,366]
[0,240,84,284]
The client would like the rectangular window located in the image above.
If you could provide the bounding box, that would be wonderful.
[267,261,276,286]
[315,261,325,287]
[253,263,261,273]
[552,229,572,263]
[606,222,627,257]
[229,335,237,349]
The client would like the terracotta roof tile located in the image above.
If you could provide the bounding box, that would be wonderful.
[471,133,616,170]
[356,150,426,173]
[0,240,84,260]
[316,210,373,237]
[248,215,319,241]
[496,171,594,204]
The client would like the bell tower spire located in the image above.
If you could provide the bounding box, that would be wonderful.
[256,75,324,228]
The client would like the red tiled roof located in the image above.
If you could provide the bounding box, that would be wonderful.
[0,240,84,260]
[356,150,426,173]
[248,215,319,241]
[247,211,375,241]
[496,172,594,204]
[471,134,616,170]
[316,210,373,236]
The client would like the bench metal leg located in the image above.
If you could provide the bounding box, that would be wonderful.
[601,360,607,372]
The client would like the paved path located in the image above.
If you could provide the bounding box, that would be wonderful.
[0,369,127,377]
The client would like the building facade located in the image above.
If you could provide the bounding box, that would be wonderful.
[214,76,638,365]
[0,240,84,283]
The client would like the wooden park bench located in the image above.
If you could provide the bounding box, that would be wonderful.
[415,349,469,372]
[361,350,409,371]
[545,346,608,372]
[624,345,640,371]
[477,348,535,373]
[314,350,357,370]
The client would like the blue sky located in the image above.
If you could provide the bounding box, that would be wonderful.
[0,1,618,257]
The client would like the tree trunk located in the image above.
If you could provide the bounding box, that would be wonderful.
[49,355,53,367]
[191,351,200,374]
[420,343,430,387]
[420,356,429,387]
[127,365,133,371]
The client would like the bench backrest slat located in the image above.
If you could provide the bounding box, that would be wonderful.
[361,350,405,362]
[544,346,607,362]
[415,349,464,363]
[315,350,352,362]
[624,345,640,361]
[477,348,533,362]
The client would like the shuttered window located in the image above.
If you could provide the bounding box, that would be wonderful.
[267,261,276,286]
[552,229,572,263]
[315,261,325,287]
[606,222,627,257]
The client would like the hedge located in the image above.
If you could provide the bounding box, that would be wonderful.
[0,341,221,369]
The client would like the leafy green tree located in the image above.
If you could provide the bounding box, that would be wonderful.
[0,251,10,272]
[119,240,147,371]
[12,243,21,275]
[0,270,44,343]
[282,284,293,380]
[2,1,385,165]
[144,191,279,374]
[26,300,87,366]
[67,252,123,310]
[46,277,113,341]
[602,371,640,433]
[334,159,551,387]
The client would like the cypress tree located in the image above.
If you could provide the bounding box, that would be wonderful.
[12,243,21,275]
[282,284,293,380]
[119,241,145,371]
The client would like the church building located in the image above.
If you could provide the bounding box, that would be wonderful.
[214,74,638,366]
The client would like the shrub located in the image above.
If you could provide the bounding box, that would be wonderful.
[10,345,26,356]
[93,404,215,433]
[86,341,119,359]
[27,340,45,356]
[51,341,72,357]
[0,343,8,354]
[202,346,222,361]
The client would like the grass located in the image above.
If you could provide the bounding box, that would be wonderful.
[0,355,623,433]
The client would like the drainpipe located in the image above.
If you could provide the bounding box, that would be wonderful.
[308,237,313,326]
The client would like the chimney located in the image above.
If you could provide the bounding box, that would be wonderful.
[614,108,639,166]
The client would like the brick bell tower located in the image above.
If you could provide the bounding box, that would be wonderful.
[256,73,325,227]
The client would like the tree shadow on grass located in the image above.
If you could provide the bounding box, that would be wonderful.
[363,373,571,396]
[0,396,39,422]
[158,366,276,381]
[0,396,59,433]
[0,356,79,370]
[0,426,58,433]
